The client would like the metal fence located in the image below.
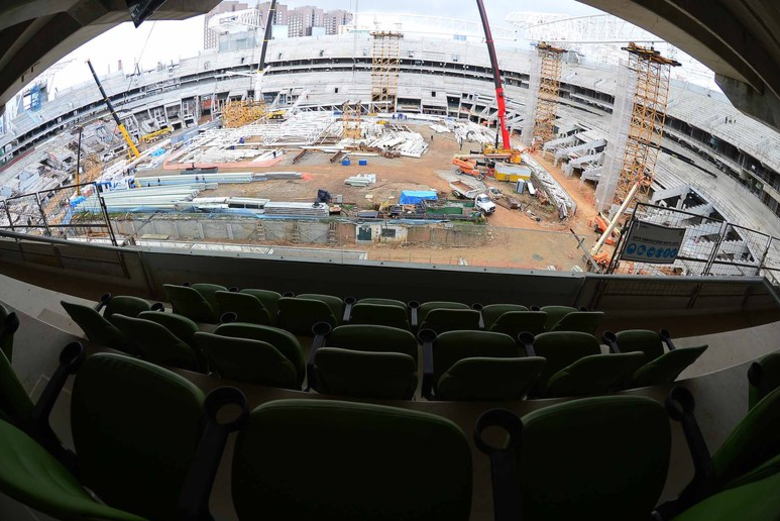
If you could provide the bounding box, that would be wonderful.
[609,202,780,281]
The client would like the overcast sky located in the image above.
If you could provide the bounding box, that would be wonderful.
[50,1,603,92]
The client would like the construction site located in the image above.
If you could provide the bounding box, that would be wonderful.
[2,5,780,278]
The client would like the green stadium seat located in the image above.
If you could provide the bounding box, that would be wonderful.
[60,300,131,353]
[476,395,671,520]
[138,311,199,351]
[214,323,306,388]
[348,303,410,330]
[748,352,780,409]
[0,417,148,521]
[543,352,645,398]
[101,295,153,326]
[70,353,211,520]
[309,324,419,399]
[480,304,529,329]
[661,386,780,517]
[194,332,299,389]
[417,301,470,323]
[358,297,409,309]
[488,310,548,340]
[530,331,602,397]
[605,329,708,387]
[112,314,203,372]
[420,308,481,334]
[549,311,605,334]
[189,283,229,314]
[421,330,539,400]
[297,293,345,321]
[229,400,472,520]
[0,304,19,362]
[239,289,282,320]
[163,284,220,324]
[278,297,339,334]
[540,305,580,331]
[215,291,272,325]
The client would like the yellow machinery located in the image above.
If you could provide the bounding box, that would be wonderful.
[86,59,140,159]
[140,126,173,144]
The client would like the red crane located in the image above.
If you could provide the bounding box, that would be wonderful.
[475,0,511,151]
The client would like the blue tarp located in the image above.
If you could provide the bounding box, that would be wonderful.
[399,190,438,205]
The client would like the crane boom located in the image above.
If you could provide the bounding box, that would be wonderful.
[475,0,511,151]
[258,0,277,72]
[86,59,140,159]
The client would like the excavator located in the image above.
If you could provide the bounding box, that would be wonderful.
[452,0,526,179]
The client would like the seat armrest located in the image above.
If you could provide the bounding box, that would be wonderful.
[660,328,676,351]
[94,293,111,312]
[474,409,524,521]
[150,302,165,312]
[343,297,356,324]
[409,300,420,329]
[179,387,248,521]
[418,329,437,399]
[472,303,485,329]
[0,312,20,345]
[602,331,620,353]
[306,322,332,391]
[518,332,536,357]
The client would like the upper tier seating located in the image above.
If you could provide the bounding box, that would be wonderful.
[476,395,671,520]
[278,296,341,334]
[347,300,411,330]
[420,308,482,334]
[540,305,581,331]
[309,324,419,399]
[548,310,605,334]
[604,329,708,387]
[112,314,203,372]
[529,331,602,397]
[162,284,221,324]
[215,291,273,325]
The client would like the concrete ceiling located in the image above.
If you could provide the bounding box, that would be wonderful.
[0,1,220,116]
[578,0,780,131]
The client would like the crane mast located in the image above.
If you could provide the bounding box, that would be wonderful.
[86,59,140,159]
[475,0,511,151]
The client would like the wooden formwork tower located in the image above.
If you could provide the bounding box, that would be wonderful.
[616,43,681,200]
[532,42,565,149]
[371,31,403,113]
[342,101,363,140]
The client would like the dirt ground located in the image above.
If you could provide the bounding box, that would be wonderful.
[136,124,611,270]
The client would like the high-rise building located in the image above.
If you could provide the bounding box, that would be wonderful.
[324,9,353,35]
[257,1,288,26]
[287,5,324,37]
[203,1,250,50]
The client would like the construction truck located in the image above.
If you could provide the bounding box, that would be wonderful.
[449,182,497,215]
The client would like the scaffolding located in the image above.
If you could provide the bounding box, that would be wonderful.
[615,43,681,202]
[221,100,268,128]
[341,101,363,140]
[370,30,403,113]
[531,42,565,150]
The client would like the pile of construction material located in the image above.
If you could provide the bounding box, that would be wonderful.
[351,125,429,159]
[344,174,377,187]
[451,120,498,146]
[73,185,203,213]
[221,100,268,128]
[522,153,578,219]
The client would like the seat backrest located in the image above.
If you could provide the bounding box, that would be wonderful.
[297,293,344,321]
[437,356,546,401]
[103,296,151,324]
[614,329,665,360]
[349,303,410,330]
[232,400,472,521]
[550,311,605,334]
[545,352,645,398]
[0,304,17,361]
[162,284,219,324]
[517,396,670,520]
[631,345,708,387]
[490,311,548,339]
[215,323,305,385]
[749,352,780,409]
[532,332,602,396]
[327,324,418,361]
[540,305,578,331]
[358,297,408,311]
[421,309,481,334]
[194,332,298,389]
[711,386,780,488]
[314,348,418,399]
[189,283,227,314]
[137,311,199,349]
[215,291,272,325]
[418,301,470,322]
[433,331,518,386]
[239,289,282,319]
[0,418,148,521]
[481,304,529,329]
[113,314,201,372]
[278,297,338,334]
[0,348,33,429]
[60,301,129,352]
[71,353,206,521]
